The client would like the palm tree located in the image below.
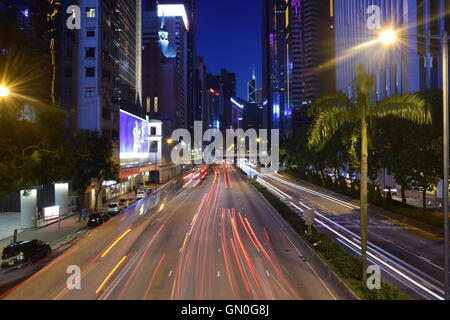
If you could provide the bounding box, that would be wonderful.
[308,67,431,281]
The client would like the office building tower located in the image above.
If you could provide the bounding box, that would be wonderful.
[287,0,335,128]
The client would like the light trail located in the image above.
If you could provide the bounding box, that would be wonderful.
[101,228,132,258]
[95,256,127,295]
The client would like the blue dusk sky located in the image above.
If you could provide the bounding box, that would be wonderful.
[196,0,263,99]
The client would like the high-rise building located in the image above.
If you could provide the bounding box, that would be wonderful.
[287,0,335,129]
[334,0,450,99]
[156,0,196,133]
[248,75,257,104]
[196,56,210,131]
[262,0,290,139]
[206,69,236,130]
[262,0,336,137]
[115,0,143,116]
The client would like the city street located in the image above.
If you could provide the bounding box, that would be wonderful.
[1,165,340,300]
[255,170,447,300]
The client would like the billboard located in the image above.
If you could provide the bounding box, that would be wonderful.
[120,110,150,167]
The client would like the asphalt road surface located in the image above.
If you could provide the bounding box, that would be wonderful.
[1,165,340,300]
[254,169,447,300]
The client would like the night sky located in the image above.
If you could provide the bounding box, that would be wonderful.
[196,0,262,100]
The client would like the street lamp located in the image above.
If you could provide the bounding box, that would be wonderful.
[380,29,449,300]
[0,85,10,97]
[379,29,398,45]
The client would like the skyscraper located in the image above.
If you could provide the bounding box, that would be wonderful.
[262,0,290,139]
[248,74,257,104]
[286,0,335,129]
[207,69,236,130]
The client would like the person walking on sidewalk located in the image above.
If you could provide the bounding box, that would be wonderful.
[79,208,87,223]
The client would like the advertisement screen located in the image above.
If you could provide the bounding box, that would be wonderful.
[120,110,150,167]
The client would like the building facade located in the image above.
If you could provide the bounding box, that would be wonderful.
[287,0,335,129]
[334,0,450,99]
[262,0,290,139]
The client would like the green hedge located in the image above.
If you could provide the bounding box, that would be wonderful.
[249,179,409,300]
[284,168,445,230]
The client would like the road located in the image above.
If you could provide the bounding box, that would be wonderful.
[1,165,340,300]
[252,168,447,300]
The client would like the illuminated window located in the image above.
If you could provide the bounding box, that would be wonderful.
[154,97,159,113]
[146,97,151,113]
[86,8,95,18]
[85,87,96,97]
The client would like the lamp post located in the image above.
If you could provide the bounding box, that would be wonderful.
[380,29,449,300]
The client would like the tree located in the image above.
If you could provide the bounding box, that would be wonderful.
[66,131,119,211]
[308,67,431,280]
[0,105,68,199]
[374,89,443,209]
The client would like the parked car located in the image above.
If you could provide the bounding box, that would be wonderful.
[136,190,146,200]
[88,212,110,228]
[118,198,130,208]
[1,240,52,271]
[383,186,398,196]
[107,203,121,216]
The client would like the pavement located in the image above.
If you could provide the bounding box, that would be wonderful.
[0,191,139,257]
[1,165,341,300]
[253,169,448,300]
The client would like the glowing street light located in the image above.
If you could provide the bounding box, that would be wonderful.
[379,29,398,44]
[0,85,10,97]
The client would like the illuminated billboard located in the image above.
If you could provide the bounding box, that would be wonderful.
[120,110,151,167]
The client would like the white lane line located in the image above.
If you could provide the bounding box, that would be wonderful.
[168,270,173,277]
[266,270,270,277]
[257,177,291,200]
[316,211,446,279]
[217,271,220,278]
[268,174,357,209]
[314,216,444,300]
[298,201,312,210]
[289,202,304,212]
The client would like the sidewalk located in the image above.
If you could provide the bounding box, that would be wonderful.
[0,213,88,256]
[0,185,164,256]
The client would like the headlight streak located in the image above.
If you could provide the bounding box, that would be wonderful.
[100,228,132,258]
[259,173,445,300]
[95,256,127,294]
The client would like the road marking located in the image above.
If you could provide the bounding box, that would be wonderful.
[100,228,132,258]
[168,270,173,277]
[217,271,220,278]
[95,256,127,294]
[266,270,270,277]
[298,201,312,210]
[289,202,304,212]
